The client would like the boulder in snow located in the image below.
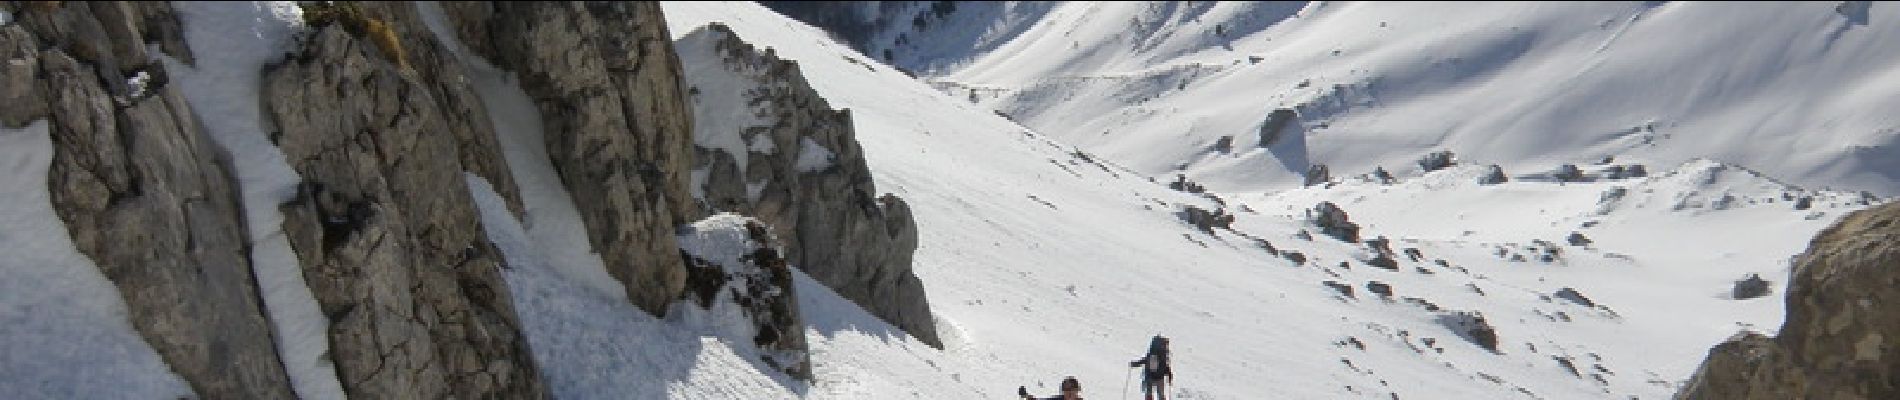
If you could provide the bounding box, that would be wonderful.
[1417,150,1456,172]
[1477,164,1509,185]
[1732,274,1771,300]
[1308,202,1360,243]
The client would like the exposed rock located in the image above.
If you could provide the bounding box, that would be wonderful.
[673,23,938,347]
[1180,205,1234,233]
[1304,164,1332,186]
[1566,232,1592,246]
[1677,201,1900,399]
[1365,236,1394,257]
[1211,135,1234,154]
[1169,174,1207,193]
[1794,196,1814,210]
[1553,163,1587,183]
[1478,164,1509,185]
[1323,281,1355,299]
[1601,164,1648,180]
[1369,166,1395,184]
[0,24,44,127]
[444,1,697,316]
[265,17,544,398]
[1529,239,1563,262]
[1438,311,1500,353]
[1402,248,1425,262]
[1553,287,1596,308]
[1403,297,1442,312]
[1258,108,1298,147]
[1732,274,1771,300]
[1417,150,1455,172]
[16,2,294,397]
[350,2,524,216]
[1366,281,1393,298]
[1309,201,1360,243]
[676,215,812,380]
[1252,236,1280,255]
[1367,255,1399,271]
[1283,251,1308,265]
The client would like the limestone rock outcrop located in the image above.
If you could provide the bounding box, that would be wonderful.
[440,1,698,316]
[1677,201,1900,399]
[2,3,294,397]
[264,4,546,397]
[675,24,939,348]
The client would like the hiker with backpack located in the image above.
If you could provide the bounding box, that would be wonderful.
[1128,335,1172,400]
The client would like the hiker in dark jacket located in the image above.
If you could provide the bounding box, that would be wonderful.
[1128,336,1172,400]
[1017,376,1083,400]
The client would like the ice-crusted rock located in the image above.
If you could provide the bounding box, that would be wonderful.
[1677,201,1900,399]
[265,7,546,397]
[672,23,939,347]
[676,214,812,380]
[5,2,293,397]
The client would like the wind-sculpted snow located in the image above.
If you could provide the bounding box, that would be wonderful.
[911,2,1900,196]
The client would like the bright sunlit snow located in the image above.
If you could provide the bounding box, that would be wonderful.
[659,2,1882,399]
[0,122,192,399]
[165,2,347,399]
[917,2,1900,196]
[3,2,1889,399]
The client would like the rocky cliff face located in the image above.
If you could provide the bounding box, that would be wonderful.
[677,23,939,348]
[1677,200,1900,399]
[9,1,938,395]
[263,2,545,397]
[439,1,699,316]
[0,3,295,398]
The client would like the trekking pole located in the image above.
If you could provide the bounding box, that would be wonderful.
[1121,365,1133,400]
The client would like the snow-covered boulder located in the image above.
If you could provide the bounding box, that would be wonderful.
[676,214,813,380]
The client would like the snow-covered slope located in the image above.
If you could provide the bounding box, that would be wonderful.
[2,2,1878,399]
[899,2,1900,196]
[651,2,1876,399]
